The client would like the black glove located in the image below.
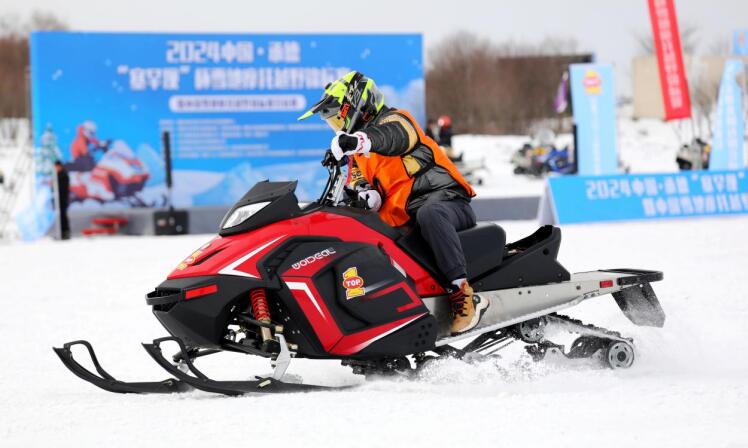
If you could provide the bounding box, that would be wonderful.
[337,134,359,151]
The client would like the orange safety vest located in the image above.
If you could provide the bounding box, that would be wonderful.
[353,110,476,227]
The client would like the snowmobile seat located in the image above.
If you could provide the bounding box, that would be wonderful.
[472,225,571,291]
[396,222,505,284]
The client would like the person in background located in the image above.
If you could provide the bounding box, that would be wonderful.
[54,161,70,240]
[425,118,438,142]
[298,71,489,335]
[437,115,453,148]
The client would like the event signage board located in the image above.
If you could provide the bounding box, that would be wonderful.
[540,170,748,225]
[29,32,424,210]
[647,0,691,120]
[711,59,745,171]
[569,64,619,176]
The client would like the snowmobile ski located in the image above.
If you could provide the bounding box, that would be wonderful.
[142,336,340,396]
[52,340,190,394]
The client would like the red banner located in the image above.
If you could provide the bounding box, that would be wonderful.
[648,0,692,120]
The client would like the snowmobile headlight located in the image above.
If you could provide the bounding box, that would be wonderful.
[222,201,271,229]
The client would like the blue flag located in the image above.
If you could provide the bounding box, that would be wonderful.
[711,59,745,171]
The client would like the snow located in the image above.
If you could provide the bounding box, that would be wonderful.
[2,216,748,447]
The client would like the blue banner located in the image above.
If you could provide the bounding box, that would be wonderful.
[569,64,619,176]
[30,32,424,210]
[711,59,745,171]
[545,170,748,224]
[734,30,748,56]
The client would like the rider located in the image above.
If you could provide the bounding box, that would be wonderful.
[69,121,107,172]
[298,71,489,335]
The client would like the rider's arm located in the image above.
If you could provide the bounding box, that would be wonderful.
[363,113,418,157]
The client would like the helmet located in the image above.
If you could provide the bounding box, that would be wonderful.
[81,121,97,139]
[298,71,385,133]
[437,115,451,129]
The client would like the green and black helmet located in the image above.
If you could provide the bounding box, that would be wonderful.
[298,71,385,133]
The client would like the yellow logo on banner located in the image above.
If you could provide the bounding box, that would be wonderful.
[583,70,602,95]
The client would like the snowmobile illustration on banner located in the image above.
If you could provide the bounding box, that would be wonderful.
[54,152,666,396]
[67,140,151,207]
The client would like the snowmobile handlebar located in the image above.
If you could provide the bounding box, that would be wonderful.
[318,150,348,206]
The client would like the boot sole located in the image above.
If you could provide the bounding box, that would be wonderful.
[450,295,490,336]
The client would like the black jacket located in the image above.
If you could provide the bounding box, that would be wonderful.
[351,107,469,216]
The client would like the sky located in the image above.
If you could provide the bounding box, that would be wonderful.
[4,0,747,95]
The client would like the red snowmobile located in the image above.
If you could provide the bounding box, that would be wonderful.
[54,153,665,395]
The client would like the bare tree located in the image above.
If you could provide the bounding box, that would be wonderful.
[426,31,588,134]
[27,11,68,33]
[634,23,700,55]
[0,11,68,140]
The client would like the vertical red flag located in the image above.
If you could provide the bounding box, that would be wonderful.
[648,0,692,120]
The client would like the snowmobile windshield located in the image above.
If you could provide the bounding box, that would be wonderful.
[219,181,301,236]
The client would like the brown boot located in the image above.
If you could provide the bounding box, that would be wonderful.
[449,281,489,335]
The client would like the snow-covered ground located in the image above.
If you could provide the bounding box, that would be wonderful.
[2,217,747,447]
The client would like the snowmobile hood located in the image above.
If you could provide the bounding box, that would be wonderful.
[167,181,303,280]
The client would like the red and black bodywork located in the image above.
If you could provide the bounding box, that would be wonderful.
[147,181,442,359]
[146,179,569,360]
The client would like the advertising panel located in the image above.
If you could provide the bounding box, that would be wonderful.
[569,64,619,176]
[542,170,748,224]
[30,32,424,210]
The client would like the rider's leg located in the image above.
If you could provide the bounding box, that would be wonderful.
[415,200,488,335]
[415,199,475,281]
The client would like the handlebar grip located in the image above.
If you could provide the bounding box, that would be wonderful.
[321,150,347,168]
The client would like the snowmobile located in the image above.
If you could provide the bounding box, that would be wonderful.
[54,152,665,396]
[512,143,576,176]
[676,138,711,171]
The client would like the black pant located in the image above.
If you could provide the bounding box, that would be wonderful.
[415,199,476,282]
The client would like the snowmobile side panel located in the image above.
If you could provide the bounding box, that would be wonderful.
[612,282,666,327]
[277,239,432,357]
[53,340,190,394]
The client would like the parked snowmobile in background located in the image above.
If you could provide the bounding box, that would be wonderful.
[512,143,576,176]
[68,140,151,206]
[511,129,576,177]
[676,138,711,171]
[54,152,665,396]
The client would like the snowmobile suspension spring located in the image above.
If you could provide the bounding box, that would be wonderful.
[250,289,271,323]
